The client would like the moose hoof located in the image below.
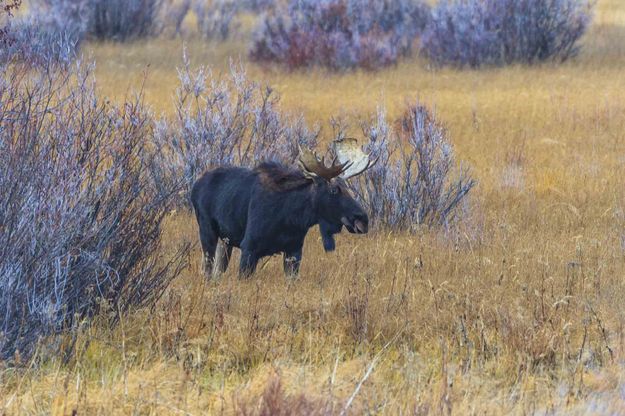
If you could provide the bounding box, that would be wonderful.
[283,256,300,280]
[211,269,224,281]
[285,273,300,281]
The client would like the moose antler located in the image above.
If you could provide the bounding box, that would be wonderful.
[332,138,378,180]
[298,145,351,181]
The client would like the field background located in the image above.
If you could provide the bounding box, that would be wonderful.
[3,0,625,414]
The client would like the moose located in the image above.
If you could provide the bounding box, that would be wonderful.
[190,139,376,279]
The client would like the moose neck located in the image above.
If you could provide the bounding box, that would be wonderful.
[269,183,319,232]
[302,183,321,230]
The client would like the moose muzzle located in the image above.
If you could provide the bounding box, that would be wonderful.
[341,214,369,234]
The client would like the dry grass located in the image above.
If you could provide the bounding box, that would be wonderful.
[4,0,625,414]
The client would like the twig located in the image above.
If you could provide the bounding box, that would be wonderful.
[340,331,402,415]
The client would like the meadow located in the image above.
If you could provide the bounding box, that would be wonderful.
[3,0,625,414]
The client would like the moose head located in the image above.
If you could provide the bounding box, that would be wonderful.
[298,139,377,249]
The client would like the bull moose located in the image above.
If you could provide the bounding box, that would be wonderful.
[190,139,376,279]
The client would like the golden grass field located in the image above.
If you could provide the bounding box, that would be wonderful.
[3,0,625,414]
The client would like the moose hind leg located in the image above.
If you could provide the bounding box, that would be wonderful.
[283,249,303,279]
[197,217,218,280]
[212,240,233,279]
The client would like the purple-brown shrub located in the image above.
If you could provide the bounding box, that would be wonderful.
[250,0,430,70]
[2,0,162,65]
[0,0,84,65]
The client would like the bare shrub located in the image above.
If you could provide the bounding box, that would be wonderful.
[29,0,90,34]
[160,0,191,38]
[250,0,430,70]
[156,0,269,40]
[421,0,594,67]
[88,0,164,41]
[0,61,190,361]
[194,0,239,40]
[151,54,318,207]
[0,0,21,45]
[27,0,164,42]
[0,22,80,66]
[343,104,475,229]
[0,0,83,65]
[153,57,472,228]
[241,0,277,12]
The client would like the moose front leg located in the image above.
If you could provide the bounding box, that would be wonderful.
[320,232,336,252]
[196,214,218,280]
[283,249,303,279]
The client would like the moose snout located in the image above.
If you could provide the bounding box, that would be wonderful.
[341,213,369,234]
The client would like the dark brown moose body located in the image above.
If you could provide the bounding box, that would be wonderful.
[190,142,376,279]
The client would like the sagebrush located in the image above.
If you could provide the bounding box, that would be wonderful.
[422,0,593,67]
[194,0,239,40]
[340,105,475,229]
[151,55,318,206]
[28,0,163,42]
[0,22,79,66]
[0,0,21,45]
